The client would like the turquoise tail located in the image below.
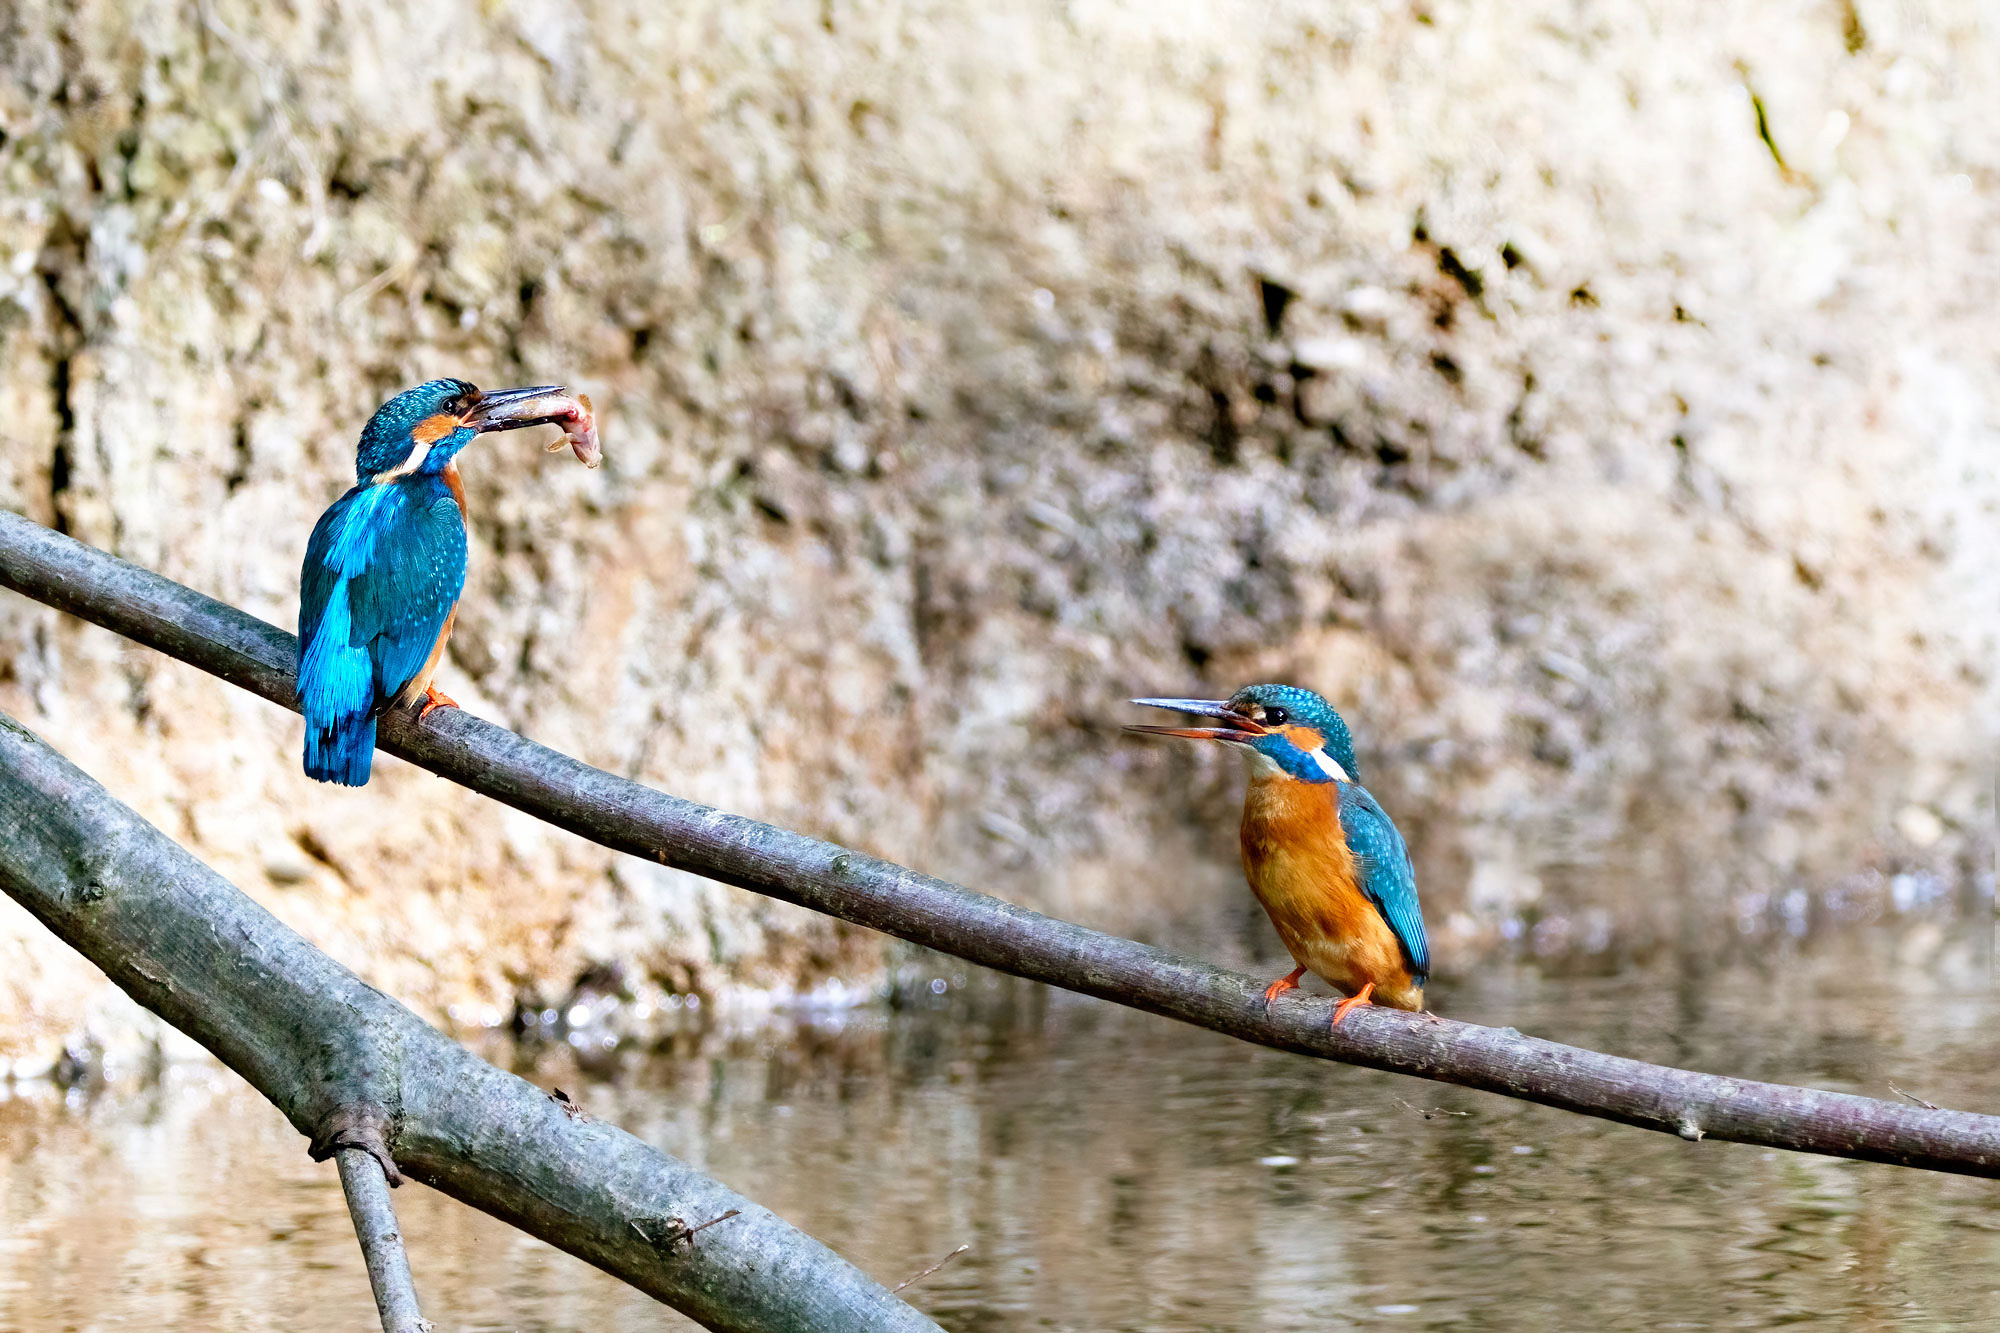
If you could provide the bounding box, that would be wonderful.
[303,711,376,786]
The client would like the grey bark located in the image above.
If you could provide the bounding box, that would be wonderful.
[0,698,939,1331]
[335,1145,432,1333]
[4,507,2000,1177]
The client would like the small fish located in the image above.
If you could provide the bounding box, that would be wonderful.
[482,388,602,467]
[540,390,601,468]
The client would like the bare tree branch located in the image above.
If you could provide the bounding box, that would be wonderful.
[894,1244,970,1294]
[1890,1083,1941,1111]
[0,705,939,1332]
[335,1145,432,1333]
[3,509,1999,1177]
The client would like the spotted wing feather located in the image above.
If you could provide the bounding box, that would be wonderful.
[345,489,466,698]
[1336,783,1430,983]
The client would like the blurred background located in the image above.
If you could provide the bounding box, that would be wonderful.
[0,0,1998,1325]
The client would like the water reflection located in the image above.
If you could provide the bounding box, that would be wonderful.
[4,932,1999,1331]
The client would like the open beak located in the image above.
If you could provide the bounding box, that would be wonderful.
[461,385,570,433]
[1124,697,1268,742]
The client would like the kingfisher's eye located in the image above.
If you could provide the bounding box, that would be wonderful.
[1263,706,1288,726]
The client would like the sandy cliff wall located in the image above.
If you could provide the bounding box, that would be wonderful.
[1,0,1995,1064]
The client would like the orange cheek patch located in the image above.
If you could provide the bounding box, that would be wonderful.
[411,413,460,446]
[1281,725,1326,751]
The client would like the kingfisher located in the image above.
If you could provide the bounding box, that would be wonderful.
[297,378,577,786]
[1128,685,1430,1025]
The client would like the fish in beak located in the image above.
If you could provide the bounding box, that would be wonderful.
[463,385,602,468]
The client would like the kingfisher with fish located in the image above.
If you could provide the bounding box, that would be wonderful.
[297,378,600,786]
[1128,685,1430,1025]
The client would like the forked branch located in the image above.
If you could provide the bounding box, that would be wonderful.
[0,704,938,1332]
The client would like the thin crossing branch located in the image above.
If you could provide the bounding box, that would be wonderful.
[3,509,1998,1177]
[335,1147,431,1333]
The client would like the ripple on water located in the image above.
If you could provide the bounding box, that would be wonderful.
[3,937,1999,1331]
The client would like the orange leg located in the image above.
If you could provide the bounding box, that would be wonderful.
[1330,982,1376,1028]
[1260,965,1308,1013]
[415,682,459,722]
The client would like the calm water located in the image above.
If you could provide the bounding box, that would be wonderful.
[4,932,2000,1331]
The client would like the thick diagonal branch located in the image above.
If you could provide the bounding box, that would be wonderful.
[0,707,938,1333]
[3,509,1999,1177]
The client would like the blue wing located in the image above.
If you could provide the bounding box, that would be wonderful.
[298,478,465,785]
[1337,783,1430,983]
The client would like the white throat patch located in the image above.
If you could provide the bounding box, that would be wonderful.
[1239,746,1285,778]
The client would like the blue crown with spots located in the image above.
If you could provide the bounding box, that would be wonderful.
[355,379,479,479]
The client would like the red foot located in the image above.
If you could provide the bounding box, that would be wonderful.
[1261,966,1307,1013]
[416,683,459,722]
[1331,982,1376,1028]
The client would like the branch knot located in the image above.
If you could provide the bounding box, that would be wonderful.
[311,1101,405,1186]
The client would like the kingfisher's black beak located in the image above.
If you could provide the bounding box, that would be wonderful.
[462,385,569,433]
[1124,697,1267,743]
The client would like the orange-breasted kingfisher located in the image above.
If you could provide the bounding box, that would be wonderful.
[297,378,572,786]
[1128,684,1430,1025]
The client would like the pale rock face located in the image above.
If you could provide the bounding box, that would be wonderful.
[1,1,1996,1061]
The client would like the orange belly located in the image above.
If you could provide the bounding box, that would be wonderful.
[1240,777,1423,1010]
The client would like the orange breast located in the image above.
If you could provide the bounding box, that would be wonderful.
[1239,776,1421,1009]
